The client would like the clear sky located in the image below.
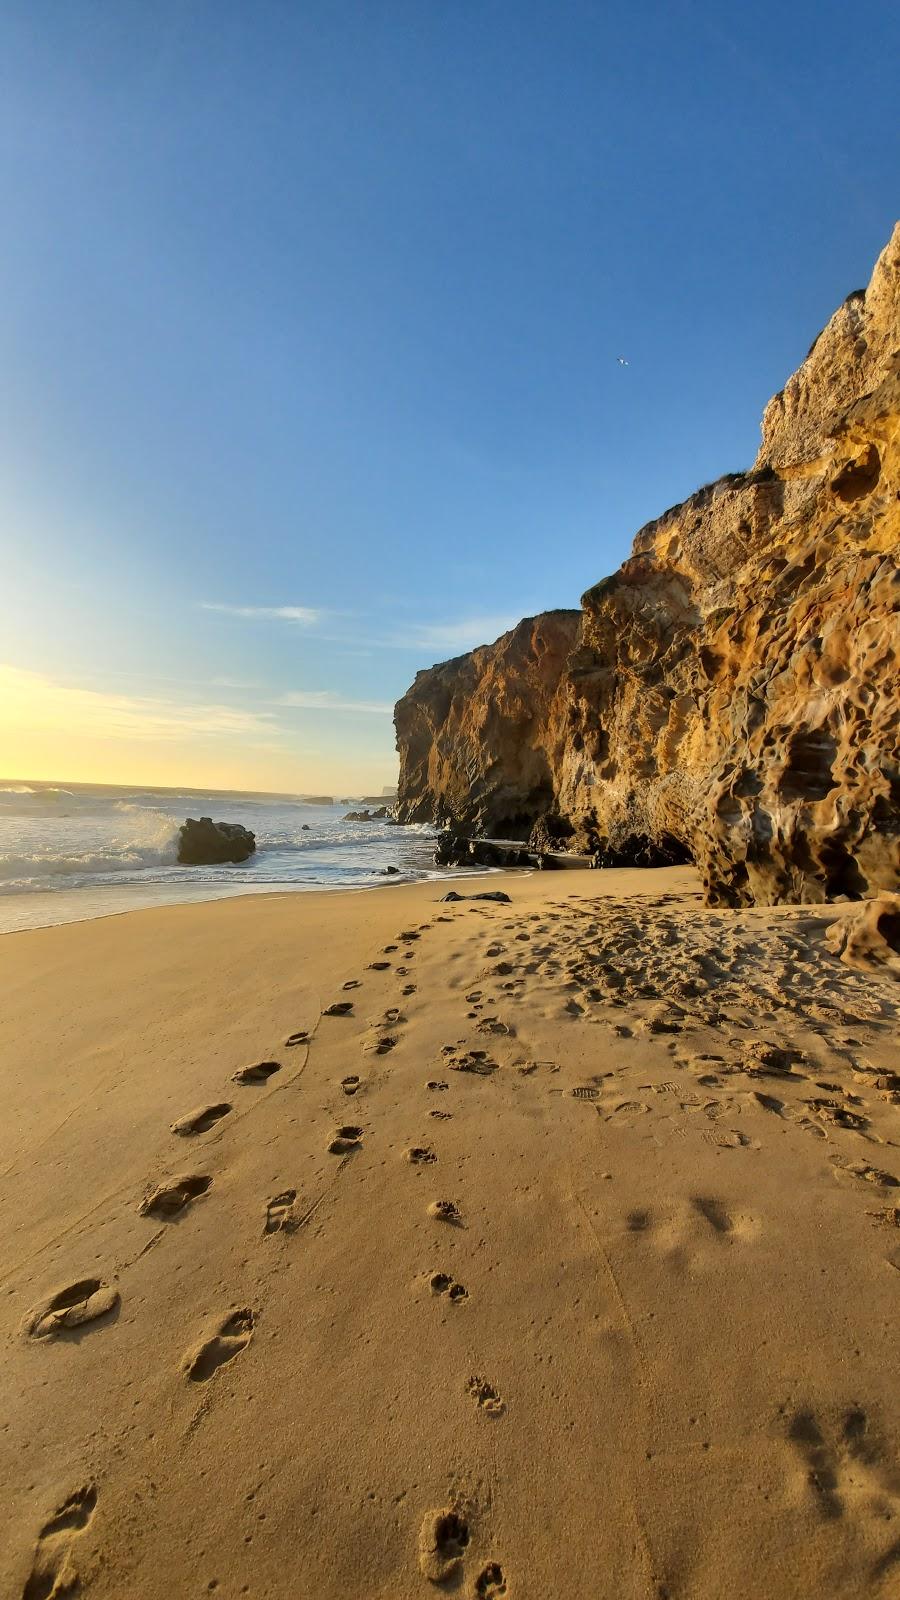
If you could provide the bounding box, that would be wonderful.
[0,1,896,793]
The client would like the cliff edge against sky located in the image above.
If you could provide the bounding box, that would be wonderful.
[395,224,900,907]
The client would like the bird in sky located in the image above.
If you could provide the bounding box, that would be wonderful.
[617,356,629,366]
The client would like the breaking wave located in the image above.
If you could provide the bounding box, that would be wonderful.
[0,809,181,889]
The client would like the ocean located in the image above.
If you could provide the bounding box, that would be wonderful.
[0,782,466,934]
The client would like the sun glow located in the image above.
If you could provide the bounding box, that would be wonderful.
[0,664,394,792]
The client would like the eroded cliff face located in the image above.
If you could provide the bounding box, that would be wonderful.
[395,610,580,835]
[395,224,900,906]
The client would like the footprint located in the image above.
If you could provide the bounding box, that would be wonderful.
[171,1103,231,1136]
[368,961,390,971]
[323,1001,353,1017]
[140,1174,211,1219]
[232,1060,281,1085]
[428,1273,468,1301]
[265,1190,297,1234]
[476,1563,508,1597]
[418,1508,470,1583]
[571,1086,600,1101]
[709,1129,748,1149]
[184,1308,254,1382]
[691,1197,733,1235]
[449,1052,498,1076]
[365,1035,396,1056]
[22,1484,98,1600]
[608,1101,649,1120]
[402,983,417,996]
[426,1081,449,1092]
[25,1279,120,1341]
[428,1199,461,1224]
[328,1125,363,1154]
[285,1030,309,1047]
[341,1075,361,1096]
[342,979,361,991]
[406,1146,437,1164]
[429,1110,453,1120]
[830,1157,898,1189]
[467,1375,504,1415]
[785,1409,850,1521]
[749,1090,784,1115]
[806,1098,867,1131]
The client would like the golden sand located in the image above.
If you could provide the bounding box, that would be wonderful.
[2,867,899,1598]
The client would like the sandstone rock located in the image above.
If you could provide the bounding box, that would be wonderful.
[177,817,256,866]
[825,895,900,977]
[396,610,581,835]
[395,224,900,908]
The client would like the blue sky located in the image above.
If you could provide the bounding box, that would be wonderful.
[0,1,896,791]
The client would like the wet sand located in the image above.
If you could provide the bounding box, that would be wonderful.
[2,866,899,1599]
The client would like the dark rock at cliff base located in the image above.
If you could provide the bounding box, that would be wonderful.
[178,817,256,866]
[434,830,531,869]
[434,829,468,867]
[592,835,693,870]
[343,806,388,822]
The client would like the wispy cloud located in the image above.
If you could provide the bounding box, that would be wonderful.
[201,601,517,660]
[391,615,519,653]
[0,664,283,745]
[201,602,322,624]
[317,615,521,656]
[277,690,393,715]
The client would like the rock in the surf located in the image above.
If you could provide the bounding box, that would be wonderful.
[177,817,256,866]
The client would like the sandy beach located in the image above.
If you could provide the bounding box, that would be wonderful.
[2,867,899,1599]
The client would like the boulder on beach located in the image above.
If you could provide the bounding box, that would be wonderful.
[826,895,900,978]
[441,889,512,904]
[177,817,256,866]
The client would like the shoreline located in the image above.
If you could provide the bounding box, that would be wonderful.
[0,860,502,937]
[3,865,898,1598]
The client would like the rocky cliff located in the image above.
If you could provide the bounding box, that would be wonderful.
[395,610,580,835]
[395,224,900,906]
